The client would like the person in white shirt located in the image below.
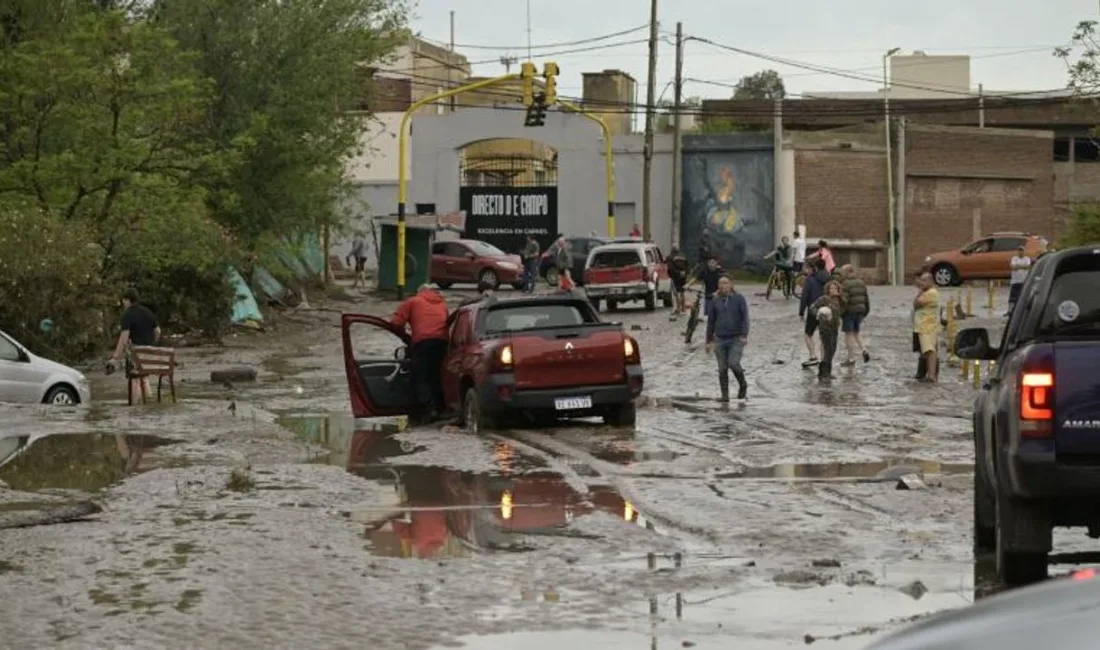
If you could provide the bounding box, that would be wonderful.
[1008,245,1032,316]
[791,230,807,274]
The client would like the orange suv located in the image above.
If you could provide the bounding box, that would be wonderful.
[922,232,1048,287]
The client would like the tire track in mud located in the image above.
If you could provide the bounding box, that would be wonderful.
[489,430,726,544]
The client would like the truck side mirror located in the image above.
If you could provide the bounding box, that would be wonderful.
[954,328,997,360]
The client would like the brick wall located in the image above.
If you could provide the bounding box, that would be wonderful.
[794,148,888,241]
[791,124,1054,283]
[902,125,1054,276]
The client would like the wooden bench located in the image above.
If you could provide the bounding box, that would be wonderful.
[128,346,177,405]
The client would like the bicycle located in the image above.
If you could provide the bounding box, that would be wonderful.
[765,265,795,300]
[683,287,703,345]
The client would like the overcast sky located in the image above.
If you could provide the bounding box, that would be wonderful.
[409,0,1097,100]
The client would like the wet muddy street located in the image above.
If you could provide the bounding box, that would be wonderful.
[0,284,1045,648]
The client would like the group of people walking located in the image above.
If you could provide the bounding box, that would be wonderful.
[798,258,871,380]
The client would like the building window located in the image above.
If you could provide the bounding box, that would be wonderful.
[1054,138,1071,162]
[857,250,877,269]
[1074,138,1100,162]
[533,170,546,185]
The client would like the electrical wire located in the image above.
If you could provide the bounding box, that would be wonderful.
[688,37,1069,98]
[377,38,650,74]
[366,67,1093,119]
[417,24,649,51]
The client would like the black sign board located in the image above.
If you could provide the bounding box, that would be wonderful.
[458,186,558,255]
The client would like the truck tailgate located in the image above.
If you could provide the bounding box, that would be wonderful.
[1054,341,1100,455]
[586,265,645,286]
[510,326,625,389]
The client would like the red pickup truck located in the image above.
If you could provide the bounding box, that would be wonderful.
[341,292,644,430]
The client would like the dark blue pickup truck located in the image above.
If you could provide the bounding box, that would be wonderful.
[955,246,1100,587]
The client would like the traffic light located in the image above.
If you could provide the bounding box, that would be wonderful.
[524,92,547,127]
[520,61,536,106]
[543,62,559,105]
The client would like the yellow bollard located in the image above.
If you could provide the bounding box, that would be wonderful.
[972,359,982,388]
[965,285,973,316]
[961,358,970,380]
[986,280,996,311]
[945,297,959,364]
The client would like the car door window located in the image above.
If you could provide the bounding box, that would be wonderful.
[967,239,993,254]
[991,237,1024,252]
[450,312,472,347]
[432,243,447,255]
[0,335,20,362]
[442,243,468,257]
[645,250,656,265]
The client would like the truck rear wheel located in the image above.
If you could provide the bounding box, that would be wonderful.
[974,462,996,552]
[462,387,497,434]
[995,493,1050,586]
[644,288,657,311]
[603,402,637,427]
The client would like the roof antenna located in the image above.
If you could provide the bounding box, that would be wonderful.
[526,0,532,61]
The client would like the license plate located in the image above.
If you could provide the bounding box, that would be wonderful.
[554,396,593,410]
[611,287,626,294]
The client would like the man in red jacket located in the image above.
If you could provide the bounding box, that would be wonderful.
[391,283,449,418]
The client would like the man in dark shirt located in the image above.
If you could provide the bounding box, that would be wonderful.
[108,289,161,403]
[705,275,750,401]
[691,257,724,315]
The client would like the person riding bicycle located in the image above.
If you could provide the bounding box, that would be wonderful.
[667,245,691,312]
[763,236,794,296]
[688,257,724,316]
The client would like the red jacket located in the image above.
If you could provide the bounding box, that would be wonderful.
[391,288,449,344]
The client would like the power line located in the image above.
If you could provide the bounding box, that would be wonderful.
[362,74,1098,120]
[689,37,1070,98]
[377,38,650,74]
[418,24,648,51]
[701,46,1062,83]
[372,66,1086,116]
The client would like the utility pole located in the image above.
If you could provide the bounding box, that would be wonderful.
[883,47,900,285]
[897,117,907,281]
[449,11,456,111]
[978,83,985,128]
[670,22,684,249]
[641,0,659,240]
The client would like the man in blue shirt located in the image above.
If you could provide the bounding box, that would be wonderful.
[705,275,750,401]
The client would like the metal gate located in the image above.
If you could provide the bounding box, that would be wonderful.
[458,153,559,255]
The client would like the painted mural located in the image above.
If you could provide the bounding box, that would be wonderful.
[681,136,774,274]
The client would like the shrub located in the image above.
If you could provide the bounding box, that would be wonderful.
[0,207,114,362]
[1061,204,1100,248]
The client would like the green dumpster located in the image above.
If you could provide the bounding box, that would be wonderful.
[373,216,435,294]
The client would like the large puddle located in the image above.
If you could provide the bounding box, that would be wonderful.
[279,414,650,559]
[0,433,181,492]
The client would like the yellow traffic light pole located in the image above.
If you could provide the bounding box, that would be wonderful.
[558,100,616,239]
[396,73,520,297]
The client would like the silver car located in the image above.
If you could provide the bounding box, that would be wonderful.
[0,329,90,405]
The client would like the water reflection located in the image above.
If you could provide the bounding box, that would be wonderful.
[342,428,646,559]
[733,458,973,480]
[0,433,180,492]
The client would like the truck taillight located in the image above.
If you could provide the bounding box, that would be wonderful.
[1019,371,1054,438]
[623,337,640,363]
[499,344,513,367]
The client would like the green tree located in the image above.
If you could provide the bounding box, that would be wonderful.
[1055,21,1100,247]
[150,0,409,252]
[733,69,786,100]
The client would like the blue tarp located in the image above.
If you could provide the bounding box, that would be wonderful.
[252,265,288,301]
[228,267,263,324]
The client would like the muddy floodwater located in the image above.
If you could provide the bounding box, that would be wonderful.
[1,283,1088,648]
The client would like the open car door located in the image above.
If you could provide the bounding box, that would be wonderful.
[342,313,417,418]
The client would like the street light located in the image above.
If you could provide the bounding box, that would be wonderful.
[883,47,901,285]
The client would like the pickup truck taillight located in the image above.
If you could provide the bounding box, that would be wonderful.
[491,344,514,373]
[623,336,640,364]
[1019,371,1054,438]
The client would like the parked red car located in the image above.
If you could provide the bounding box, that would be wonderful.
[583,242,673,312]
[341,293,644,429]
[430,239,523,290]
